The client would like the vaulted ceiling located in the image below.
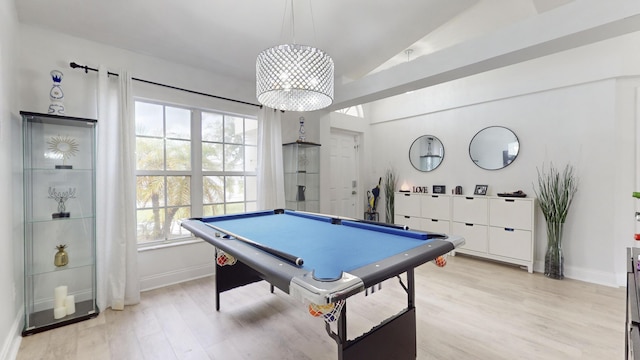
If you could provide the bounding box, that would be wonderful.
[15,0,640,110]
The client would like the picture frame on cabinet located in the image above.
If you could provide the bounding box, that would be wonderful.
[474,185,488,195]
[432,185,446,194]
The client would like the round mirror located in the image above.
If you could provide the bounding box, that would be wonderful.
[469,126,519,170]
[409,135,444,172]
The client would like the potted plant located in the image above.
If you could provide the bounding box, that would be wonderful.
[383,168,397,224]
[534,163,578,279]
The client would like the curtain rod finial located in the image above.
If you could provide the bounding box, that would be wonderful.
[69,61,88,73]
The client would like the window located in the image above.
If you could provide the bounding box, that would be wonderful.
[335,105,364,118]
[135,101,257,245]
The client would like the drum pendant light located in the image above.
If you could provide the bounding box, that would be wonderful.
[256,0,334,111]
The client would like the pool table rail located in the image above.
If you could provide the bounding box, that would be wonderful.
[290,271,364,305]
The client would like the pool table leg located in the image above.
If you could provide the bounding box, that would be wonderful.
[338,301,348,344]
[407,268,415,308]
[330,269,418,360]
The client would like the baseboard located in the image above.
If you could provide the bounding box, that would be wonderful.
[564,265,619,287]
[536,259,618,287]
[0,308,23,360]
[140,263,215,292]
[616,271,627,287]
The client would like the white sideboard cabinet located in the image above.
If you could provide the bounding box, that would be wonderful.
[394,192,535,272]
[394,192,451,234]
[488,197,535,268]
[394,192,422,230]
[452,196,489,254]
[452,195,535,272]
[420,194,451,234]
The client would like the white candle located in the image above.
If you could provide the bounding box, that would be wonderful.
[53,306,66,319]
[65,295,76,315]
[54,286,67,308]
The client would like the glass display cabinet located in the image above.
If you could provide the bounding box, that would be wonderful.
[283,141,320,212]
[21,111,99,336]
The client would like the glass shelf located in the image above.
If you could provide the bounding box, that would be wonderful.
[21,111,99,336]
[25,167,93,171]
[283,141,320,212]
[26,215,95,224]
[28,262,95,277]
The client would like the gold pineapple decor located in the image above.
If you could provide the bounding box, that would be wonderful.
[54,244,68,267]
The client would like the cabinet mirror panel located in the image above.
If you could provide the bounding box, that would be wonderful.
[469,126,519,170]
[409,135,444,172]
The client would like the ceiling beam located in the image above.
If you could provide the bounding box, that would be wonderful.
[329,0,640,111]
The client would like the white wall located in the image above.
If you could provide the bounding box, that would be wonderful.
[1,1,23,359]
[15,24,270,304]
[363,32,640,286]
[17,25,259,119]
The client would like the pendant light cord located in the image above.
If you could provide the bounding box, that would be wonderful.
[279,0,319,45]
[309,0,318,45]
[291,0,296,44]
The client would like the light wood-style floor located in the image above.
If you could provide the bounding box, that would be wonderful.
[16,255,626,360]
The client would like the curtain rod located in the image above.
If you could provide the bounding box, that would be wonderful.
[69,62,262,109]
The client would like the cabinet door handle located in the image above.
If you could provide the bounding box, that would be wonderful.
[404,216,410,219]
[465,197,474,200]
[505,199,515,203]
[431,195,439,198]
[505,228,514,232]
[403,193,411,197]
[465,223,473,227]
[431,219,438,222]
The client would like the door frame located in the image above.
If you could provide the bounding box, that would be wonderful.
[329,128,361,219]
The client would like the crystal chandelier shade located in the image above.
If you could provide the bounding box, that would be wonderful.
[256,43,334,111]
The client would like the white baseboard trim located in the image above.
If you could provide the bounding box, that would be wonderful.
[536,259,618,287]
[1,308,23,360]
[564,265,618,287]
[140,263,215,292]
[616,271,627,288]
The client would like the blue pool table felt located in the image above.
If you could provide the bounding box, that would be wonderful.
[204,211,436,281]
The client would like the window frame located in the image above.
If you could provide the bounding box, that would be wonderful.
[134,99,258,248]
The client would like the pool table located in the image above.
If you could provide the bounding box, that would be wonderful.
[181,209,464,360]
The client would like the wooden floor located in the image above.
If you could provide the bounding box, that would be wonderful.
[16,255,626,360]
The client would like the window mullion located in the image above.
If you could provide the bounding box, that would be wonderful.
[192,110,204,218]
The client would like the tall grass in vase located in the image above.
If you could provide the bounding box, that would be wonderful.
[383,169,397,224]
[534,163,578,279]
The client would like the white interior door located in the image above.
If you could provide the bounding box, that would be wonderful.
[329,130,359,218]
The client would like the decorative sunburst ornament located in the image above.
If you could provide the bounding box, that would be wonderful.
[47,134,78,168]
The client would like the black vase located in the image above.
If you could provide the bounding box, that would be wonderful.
[297,185,306,201]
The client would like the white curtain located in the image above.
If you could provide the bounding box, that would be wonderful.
[96,66,140,311]
[257,107,285,209]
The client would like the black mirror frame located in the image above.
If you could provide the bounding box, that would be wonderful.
[409,135,445,172]
[469,126,520,171]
